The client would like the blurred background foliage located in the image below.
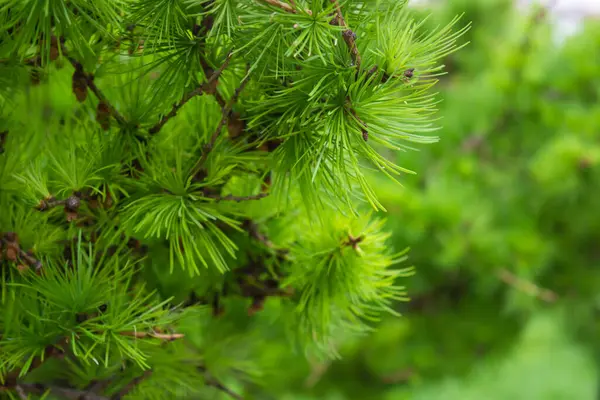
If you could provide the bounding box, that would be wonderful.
[264,0,600,398]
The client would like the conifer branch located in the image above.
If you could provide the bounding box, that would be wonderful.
[381,368,414,384]
[242,220,290,261]
[112,370,152,399]
[15,385,27,400]
[206,193,269,202]
[198,366,244,400]
[243,219,275,249]
[37,194,81,212]
[119,331,185,341]
[59,41,127,127]
[191,67,252,176]
[260,0,296,14]
[6,383,110,400]
[330,0,361,71]
[1,342,67,392]
[345,97,368,141]
[0,130,7,154]
[0,232,43,271]
[496,269,558,303]
[148,51,234,135]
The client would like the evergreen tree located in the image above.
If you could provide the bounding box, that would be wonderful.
[0,0,467,399]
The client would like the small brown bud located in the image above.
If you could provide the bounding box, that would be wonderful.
[227,112,245,139]
[403,68,415,78]
[49,36,60,61]
[72,69,88,102]
[103,191,113,208]
[66,211,78,222]
[96,101,111,131]
[0,130,7,153]
[6,244,18,261]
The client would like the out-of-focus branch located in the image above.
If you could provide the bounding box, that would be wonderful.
[496,268,558,303]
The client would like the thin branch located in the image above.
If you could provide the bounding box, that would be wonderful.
[11,383,110,400]
[261,0,296,13]
[381,368,414,384]
[190,67,252,176]
[119,331,185,341]
[37,194,81,212]
[15,385,27,400]
[345,97,368,141]
[148,51,234,135]
[112,370,152,400]
[304,360,331,388]
[496,269,558,303]
[205,193,269,202]
[59,41,127,127]
[0,130,7,154]
[0,232,43,272]
[198,367,244,400]
[242,219,290,261]
[330,0,361,71]
[242,219,275,248]
[206,377,244,400]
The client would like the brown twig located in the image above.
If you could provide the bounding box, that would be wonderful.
[241,219,290,262]
[37,194,81,211]
[304,360,331,388]
[381,368,414,384]
[15,385,27,400]
[0,232,43,272]
[0,130,7,154]
[190,67,252,176]
[118,331,185,341]
[198,366,244,400]
[207,378,244,400]
[496,269,558,303]
[6,383,110,400]
[59,41,127,127]
[345,97,368,141]
[148,51,234,135]
[205,193,269,202]
[112,370,152,400]
[0,341,67,393]
[261,0,296,13]
[83,72,127,126]
[243,219,275,249]
[330,0,361,71]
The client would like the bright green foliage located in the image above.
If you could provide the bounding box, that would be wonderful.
[286,214,414,357]
[279,0,599,398]
[0,0,468,398]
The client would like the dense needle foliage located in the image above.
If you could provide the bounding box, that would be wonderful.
[0,0,468,398]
